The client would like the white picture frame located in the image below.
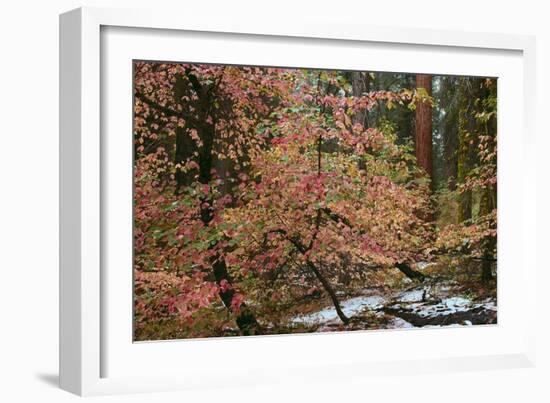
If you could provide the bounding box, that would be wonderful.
[60,6,537,396]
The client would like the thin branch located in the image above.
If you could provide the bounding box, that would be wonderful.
[307,208,323,252]
[321,207,353,228]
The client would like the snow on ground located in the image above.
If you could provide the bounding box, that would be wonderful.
[390,296,497,319]
[289,263,497,329]
[292,293,387,325]
[394,288,425,303]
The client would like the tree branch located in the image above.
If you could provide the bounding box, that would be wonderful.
[321,207,353,228]
[321,207,427,282]
[185,67,203,96]
[135,90,184,119]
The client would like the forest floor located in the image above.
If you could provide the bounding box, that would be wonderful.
[279,261,497,334]
[135,260,498,340]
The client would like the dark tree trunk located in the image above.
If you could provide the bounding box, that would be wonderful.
[396,263,426,282]
[440,76,459,190]
[305,260,350,324]
[479,178,495,284]
[174,127,198,190]
[479,80,497,283]
[481,259,493,284]
[172,76,199,191]
[197,116,262,335]
[457,112,474,223]
[172,71,262,335]
[286,232,350,325]
[211,256,261,334]
[415,74,433,180]
[351,71,370,128]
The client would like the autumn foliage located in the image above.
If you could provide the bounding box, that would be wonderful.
[133,62,497,339]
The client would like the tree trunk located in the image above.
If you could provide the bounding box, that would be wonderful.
[351,71,370,128]
[440,76,459,190]
[396,263,426,282]
[415,74,433,181]
[136,77,262,335]
[479,187,496,283]
[481,256,493,283]
[479,79,497,283]
[211,255,261,334]
[197,117,262,335]
[174,127,198,190]
[174,72,262,335]
[287,232,350,324]
[172,77,199,191]
[305,260,350,324]
[457,128,472,223]
[457,79,477,223]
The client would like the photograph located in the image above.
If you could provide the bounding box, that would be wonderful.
[132,61,497,341]
[1,0,545,400]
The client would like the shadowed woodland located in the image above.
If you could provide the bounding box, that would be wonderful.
[133,62,497,340]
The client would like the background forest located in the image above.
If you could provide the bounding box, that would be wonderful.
[133,62,497,340]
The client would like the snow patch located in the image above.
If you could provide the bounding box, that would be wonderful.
[292,294,387,325]
[395,289,424,303]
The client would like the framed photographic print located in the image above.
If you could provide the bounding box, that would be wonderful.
[60,6,537,396]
